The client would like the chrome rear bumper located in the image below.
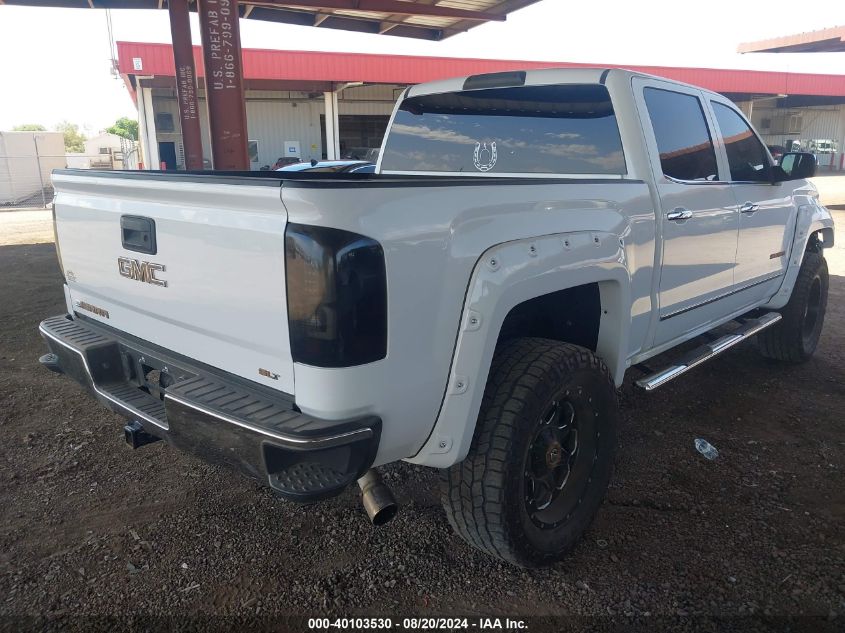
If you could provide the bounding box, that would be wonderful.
[38,315,380,501]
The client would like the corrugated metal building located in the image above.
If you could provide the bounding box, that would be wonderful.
[150,85,402,167]
[117,41,845,170]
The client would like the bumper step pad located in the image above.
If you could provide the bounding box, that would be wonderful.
[268,462,352,499]
[166,375,343,440]
[40,316,169,430]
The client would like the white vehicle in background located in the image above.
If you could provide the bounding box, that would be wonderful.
[39,68,833,567]
[807,139,839,154]
[276,159,376,173]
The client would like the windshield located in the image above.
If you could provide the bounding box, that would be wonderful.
[381,84,625,175]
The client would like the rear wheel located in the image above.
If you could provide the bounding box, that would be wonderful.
[440,338,618,567]
[758,251,828,362]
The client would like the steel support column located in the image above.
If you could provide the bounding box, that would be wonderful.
[168,0,204,170]
[197,0,249,170]
[324,90,340,160]
[138,84,160,169]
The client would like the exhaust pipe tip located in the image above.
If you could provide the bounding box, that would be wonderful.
[367,499,398,527]
[358,468,398,526]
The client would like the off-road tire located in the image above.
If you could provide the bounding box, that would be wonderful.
[440,338,618,567]
[757,251,828,362]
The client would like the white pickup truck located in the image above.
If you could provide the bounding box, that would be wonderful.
[40,68,833,567]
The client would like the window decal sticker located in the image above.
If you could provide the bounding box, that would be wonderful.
[473,142,497,172]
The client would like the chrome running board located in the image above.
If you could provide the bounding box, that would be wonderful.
[636,312,782,392]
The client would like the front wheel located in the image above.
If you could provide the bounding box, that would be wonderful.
[758,251,828,363]
[440,338,618,567]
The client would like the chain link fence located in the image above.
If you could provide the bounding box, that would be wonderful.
[0,132,65,209]
[1,133,140,209]
[0,155,64,209]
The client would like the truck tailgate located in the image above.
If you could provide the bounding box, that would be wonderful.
[51,171,295,394]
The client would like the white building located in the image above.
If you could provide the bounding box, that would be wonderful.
[146,84,398,169]
[66,132,140,170]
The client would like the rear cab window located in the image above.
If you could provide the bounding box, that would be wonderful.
[380,84,626,176]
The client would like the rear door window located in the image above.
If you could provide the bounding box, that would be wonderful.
[380,84,626,175]
[710,102,771,183]
[643,87,718,182]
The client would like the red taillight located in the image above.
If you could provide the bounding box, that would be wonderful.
[285,223,387,368]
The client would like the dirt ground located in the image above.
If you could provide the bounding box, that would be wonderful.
[0,209,843,632]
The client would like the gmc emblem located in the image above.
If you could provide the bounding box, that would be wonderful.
[117,257,167,287]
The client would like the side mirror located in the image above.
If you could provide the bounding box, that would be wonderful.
[778,152,817,181]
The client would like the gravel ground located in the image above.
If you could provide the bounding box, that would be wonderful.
[0,212,843,632]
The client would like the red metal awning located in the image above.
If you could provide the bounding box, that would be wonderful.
[118,40,845,98]
[739,25,845,53]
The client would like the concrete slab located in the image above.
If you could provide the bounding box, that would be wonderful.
[0,209,54,246]
[811,174,845,207]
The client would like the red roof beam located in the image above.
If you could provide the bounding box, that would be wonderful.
[116,42,845,99]
[253,0,507,21]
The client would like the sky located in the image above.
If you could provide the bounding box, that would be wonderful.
[0,0,843,132]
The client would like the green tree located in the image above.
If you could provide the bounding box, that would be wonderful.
[106,116,139,141]
[12,123,47,131]
[55,121,86,153]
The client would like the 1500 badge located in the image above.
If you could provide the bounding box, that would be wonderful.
[117,257,168,287]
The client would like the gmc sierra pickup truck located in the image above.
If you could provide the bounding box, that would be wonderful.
[39,68,834,567]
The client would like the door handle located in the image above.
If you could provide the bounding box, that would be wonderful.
[740,202,759,213]
[666,208,693,221]
[121,215,157,255]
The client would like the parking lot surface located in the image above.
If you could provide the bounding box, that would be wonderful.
[0,209,843,631]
